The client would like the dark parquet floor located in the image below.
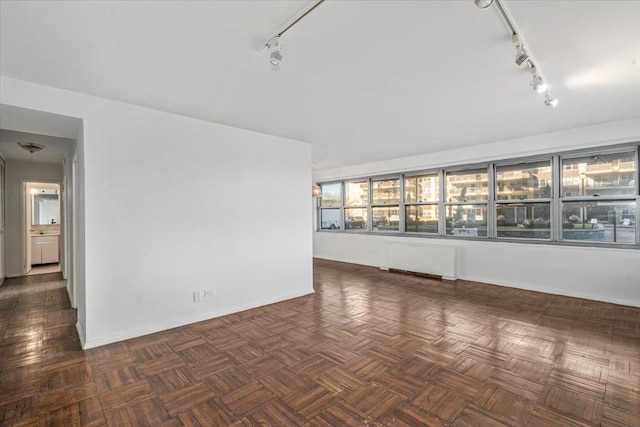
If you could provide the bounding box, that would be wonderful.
[1,259,639,426]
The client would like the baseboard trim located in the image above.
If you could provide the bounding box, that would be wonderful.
[81,288,315,349]
[76,321,86,348]
[461,275,640,308]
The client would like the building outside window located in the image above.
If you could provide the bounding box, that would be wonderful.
[405,173,439,233]
[316,144,639,247]
[371,178,400,231]
[445,169,488,237]
[561,152,637,243]
[495,160,552,240]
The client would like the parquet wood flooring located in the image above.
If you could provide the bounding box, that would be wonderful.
[1,259,639,426]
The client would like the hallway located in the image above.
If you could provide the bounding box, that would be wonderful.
[0,273,82,425]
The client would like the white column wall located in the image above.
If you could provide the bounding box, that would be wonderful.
[1,77,313,348]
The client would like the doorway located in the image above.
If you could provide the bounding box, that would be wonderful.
[24,181,62,276]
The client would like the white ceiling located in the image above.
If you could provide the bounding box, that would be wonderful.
[0,129,72,164]
[1,1,639,170]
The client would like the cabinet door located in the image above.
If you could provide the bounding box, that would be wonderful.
[41,238,59,264]
[31,240,42,265]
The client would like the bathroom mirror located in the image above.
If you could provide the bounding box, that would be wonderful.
[32,193,60,225]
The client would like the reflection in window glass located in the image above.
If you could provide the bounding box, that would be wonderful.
[320,183,341,208]
[562,201,636,243]
[345,181,368,206]
[320,209,340,230]
[406,205,438,233]
[562,152,637,197]
[496,203,551,239]
[372,179,400,204]
[446,170,488,202]
[344,208,367,231]
[405,174,439,203]
[446,205,487,237]
[496,161,552,200]
[372,206,399,231]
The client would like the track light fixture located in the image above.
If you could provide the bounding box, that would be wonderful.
[544,93,558,108]
[477,0,559,108]
[268,37,282,71]
[474,0,494,9]
[258,0,325,71]
[530,66,547,93]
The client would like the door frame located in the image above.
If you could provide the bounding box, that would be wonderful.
[0,156,5,285]
[21,179,62,276]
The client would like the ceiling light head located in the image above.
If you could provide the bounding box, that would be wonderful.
[529,68,548,93]
[267,37,282,71]
[544,93,558,108]
[18,142,45,154]
[531,76,547,93]
[474,0,494,9]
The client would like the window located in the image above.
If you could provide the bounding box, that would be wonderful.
[317,144,639,247]
[405,174,439,233]
[561,151,637,244]
[371,178,400,231]
[343,180,369,232]
[445,169,488,237]
[562,201,636,244]
[496,161,552,240]
[562,152,636,197]
[345,181,368,206]
[319,183,341,230]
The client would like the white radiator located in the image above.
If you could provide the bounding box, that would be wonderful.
[381,242,458,280]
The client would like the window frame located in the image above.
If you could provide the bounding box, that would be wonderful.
[315,143,640,248]
[559,148,639,244]
[403,170,441,235]
[444,166,490,238]
[494,158,554,241]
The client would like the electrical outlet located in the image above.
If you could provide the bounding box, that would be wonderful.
[193,291,201,303]
[204,290,214,298]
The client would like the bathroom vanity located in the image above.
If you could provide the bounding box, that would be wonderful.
[31,234,59,265]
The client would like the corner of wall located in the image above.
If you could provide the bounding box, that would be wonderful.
[76,320,86,349]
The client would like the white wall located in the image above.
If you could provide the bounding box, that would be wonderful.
[1,77,313,348]
[4,160,63,277]
[314,118,640,308]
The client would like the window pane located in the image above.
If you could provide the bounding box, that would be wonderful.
[446,169,488,202]
[372,206,399,231]
[496,203,551,239]
[562,152,637,197]
[320,183,341,208]
[345,181,368,206]
[496,161,552,200]
[345,208,367,231]
[406,205,439,233]
[320,209,340,230]
[562,201,636,243]
[405,174,439,203]
[372,178,400,204]
[446,204,488,237]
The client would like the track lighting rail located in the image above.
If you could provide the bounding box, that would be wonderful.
[256,0,325,52]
